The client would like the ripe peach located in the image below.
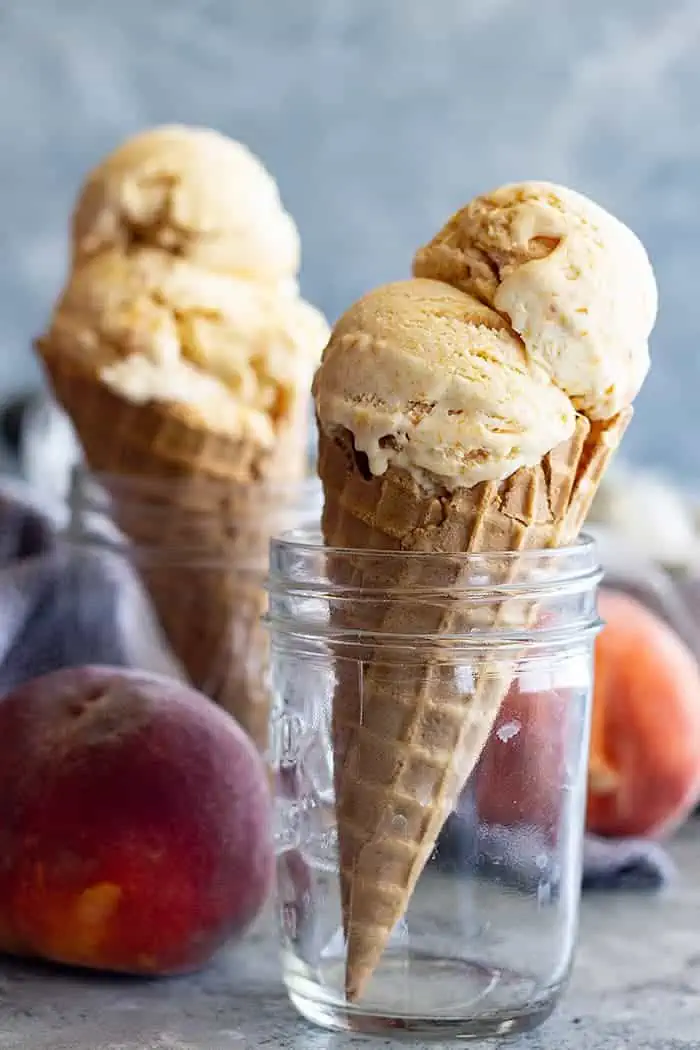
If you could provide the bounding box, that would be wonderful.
[587,589,700,838]
[0,666,273,975]
[474,683,568,837]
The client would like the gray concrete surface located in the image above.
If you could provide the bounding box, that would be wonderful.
[0,827,697,1048]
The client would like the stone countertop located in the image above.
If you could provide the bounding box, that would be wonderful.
[0,830,699,1050]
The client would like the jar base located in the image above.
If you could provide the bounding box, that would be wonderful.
[284,950,565,1041]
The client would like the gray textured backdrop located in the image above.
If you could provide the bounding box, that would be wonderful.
[1,0,698,478]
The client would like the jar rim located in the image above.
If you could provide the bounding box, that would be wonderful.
[271,525,597,567]
[266,526,602,652]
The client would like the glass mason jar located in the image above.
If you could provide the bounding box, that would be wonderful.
[266,527,602,1040]
[63,467,321,751]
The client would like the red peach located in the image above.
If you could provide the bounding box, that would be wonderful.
[587,589,700,838]
[0,666,273,975]
[474,683,568,838]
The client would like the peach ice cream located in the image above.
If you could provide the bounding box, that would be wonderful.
[72,125,300,287]
[413,181,656,421]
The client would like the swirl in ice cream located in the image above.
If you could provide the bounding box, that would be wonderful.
[313,278,574,489]
[72,125,300,287]
[39,126,329,448]
[413,181,657,421]
[45,249,328,447]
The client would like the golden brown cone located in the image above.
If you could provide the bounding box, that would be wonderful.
[318,409,630,1001]
[38,342,308,748]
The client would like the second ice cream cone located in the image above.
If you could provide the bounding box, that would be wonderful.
[42,339,313,746]
[35,127,329,747]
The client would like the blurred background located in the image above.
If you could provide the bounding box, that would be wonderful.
[0,0,698,490]
[1,0,700,875]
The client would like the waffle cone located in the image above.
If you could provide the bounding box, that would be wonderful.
[38,343,308,747]
[318,410,630,1001]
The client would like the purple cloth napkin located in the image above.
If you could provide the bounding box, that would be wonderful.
[0,488,679,891]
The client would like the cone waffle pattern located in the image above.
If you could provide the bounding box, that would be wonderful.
[319,409,630,1001]
[40,344,308,748]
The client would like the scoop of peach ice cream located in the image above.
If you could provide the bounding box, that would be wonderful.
[40,249,329,446]
[413,182,657,420]
[313,278,575,489]
[71,126,300,287]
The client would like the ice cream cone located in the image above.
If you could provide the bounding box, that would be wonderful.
[312,182,655,1004]
[38,339,309,483]
[40,342,309,747]
[33,128,328,748]
[319,409,630,1001]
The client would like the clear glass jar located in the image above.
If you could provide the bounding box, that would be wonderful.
[266,527,601,1040]
[64,468,321,750]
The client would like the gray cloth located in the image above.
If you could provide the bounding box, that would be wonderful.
[434,797,677,892]
[0,489,180,693]
[0,493,129,692]
[0,487,684,892]
[591,527,700,656]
